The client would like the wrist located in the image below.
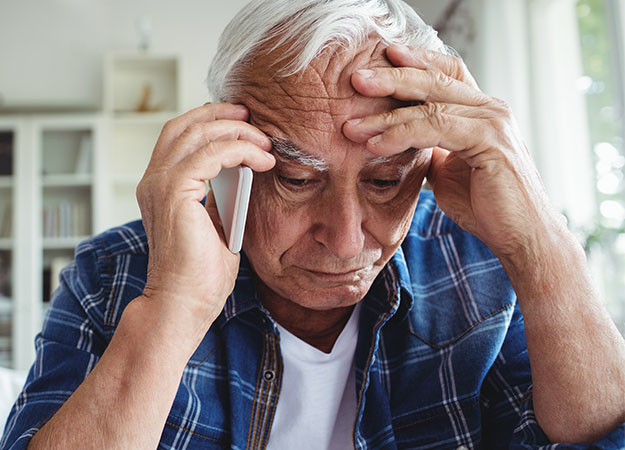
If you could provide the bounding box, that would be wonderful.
[122,295,219,362]
[497,220,587,301]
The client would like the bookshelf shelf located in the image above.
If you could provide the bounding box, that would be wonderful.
[43,237,89,250]
[0,297,11,313]
[42,174,93,187]
[112,174,142,186]
[112,111,175,125]
[0,177,12,189]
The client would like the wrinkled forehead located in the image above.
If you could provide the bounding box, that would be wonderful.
[234,39,402,138]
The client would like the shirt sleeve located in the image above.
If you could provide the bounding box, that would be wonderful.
[480,303,625,449]
[0,240,109,450]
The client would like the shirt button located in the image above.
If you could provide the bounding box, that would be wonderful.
[263,370,275,381]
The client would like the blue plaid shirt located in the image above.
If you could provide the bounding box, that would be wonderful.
[2,191,624,449]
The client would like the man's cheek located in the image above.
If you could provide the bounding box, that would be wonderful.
[373,176,425,246]
[245,173,305,254]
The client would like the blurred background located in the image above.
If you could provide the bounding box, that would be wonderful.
[0,0,623,371]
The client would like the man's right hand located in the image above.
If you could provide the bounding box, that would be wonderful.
[135,103,275,346]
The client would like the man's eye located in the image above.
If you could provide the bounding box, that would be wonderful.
[367,179,401,189]
[278,175,315,187]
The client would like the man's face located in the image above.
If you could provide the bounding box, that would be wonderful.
[237,40,432,310]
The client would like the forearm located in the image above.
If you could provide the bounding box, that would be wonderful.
[500,222,625,443]
[28,295,208,450]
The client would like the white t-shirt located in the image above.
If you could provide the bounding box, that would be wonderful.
[267,302,361,450]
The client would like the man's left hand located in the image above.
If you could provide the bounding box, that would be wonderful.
[343,44,565,263]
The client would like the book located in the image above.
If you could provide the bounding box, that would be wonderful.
[74,134,92,174]
[0,132,13,176]
[50,256,72,298]
[0,203,10,239]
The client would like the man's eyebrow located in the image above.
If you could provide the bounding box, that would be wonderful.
[268,136,329,171]
[364,148,422,168]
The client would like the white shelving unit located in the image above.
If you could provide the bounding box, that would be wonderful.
[0,115,105,369]
[0,51,181,370]
[0,118,20,369]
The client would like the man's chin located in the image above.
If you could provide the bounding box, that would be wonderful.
[269,274,376,311]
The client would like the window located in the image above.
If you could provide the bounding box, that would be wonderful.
[576,0,625,333]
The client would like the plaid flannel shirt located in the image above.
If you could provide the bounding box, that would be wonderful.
[2,190,624,449]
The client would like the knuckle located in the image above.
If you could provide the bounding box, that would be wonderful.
[136,181,147,203]
[199,142,218,160]
[423,102,444,118]
[401,119,421,136]
[491,97,513,116]
[489,115,513,137]
[186,123,206,136]
[432,70,453,88]
[396,121,413,138]
[163,118,180,133]
[381,108,402,125]
[448,56,466,79]
[395,67,413,83]
[428,111,452,131]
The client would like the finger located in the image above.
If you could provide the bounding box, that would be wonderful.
[366,114,495,166]
[174,140,276,183]
[385,44,479,89]
[153,103,250,156]
[343,102,494,143]
[427,147,470,184]
[159,120,272,168]
[351,67,490,107]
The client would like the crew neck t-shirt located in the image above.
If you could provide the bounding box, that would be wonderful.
[266,302,361,450]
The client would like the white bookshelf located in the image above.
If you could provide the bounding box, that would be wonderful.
[0,115,106,369]
[0,51,181,370]
[0,119,18,369]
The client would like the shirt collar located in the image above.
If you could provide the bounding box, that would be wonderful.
[215,252,263,329]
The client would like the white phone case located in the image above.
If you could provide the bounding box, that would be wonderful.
[210,166,253,253]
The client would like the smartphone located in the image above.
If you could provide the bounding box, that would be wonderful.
[209,166,253,254]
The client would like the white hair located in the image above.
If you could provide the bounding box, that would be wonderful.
[206,0,454,102]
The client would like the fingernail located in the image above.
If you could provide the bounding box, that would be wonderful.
[392,44,427,68]
[346,118,363,126]
[264,152,275,161]
[369,135,383,146]
[394,44,411,54]
[356,69,375,79]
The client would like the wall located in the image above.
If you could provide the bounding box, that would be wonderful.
[0,0,457,113]
[0,0,250,111]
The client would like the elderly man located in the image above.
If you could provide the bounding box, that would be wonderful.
[2,0,625,449]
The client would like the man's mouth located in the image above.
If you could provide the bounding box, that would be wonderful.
[298,267,368,282]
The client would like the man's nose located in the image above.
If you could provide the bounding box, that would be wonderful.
[312,191,365,260]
